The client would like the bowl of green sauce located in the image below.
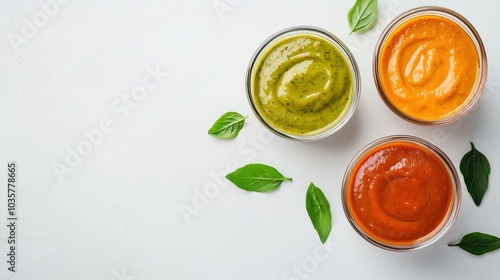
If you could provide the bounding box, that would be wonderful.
[246,26,361,141]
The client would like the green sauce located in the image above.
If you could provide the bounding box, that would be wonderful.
[252,34,353,135]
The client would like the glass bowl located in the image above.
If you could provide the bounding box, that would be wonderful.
[342,135,461,251]
[373,6,487,125]
[246,26,361,141]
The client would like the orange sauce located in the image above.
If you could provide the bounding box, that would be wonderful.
[346,142,453,244]
[379,15,479,121]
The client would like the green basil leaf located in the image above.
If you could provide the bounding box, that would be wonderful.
[460,142,490,206]
[208,112,247,139]
[306,183,332,243]
[347,0,378,34]
[449,232,500,256]
[226,164,292,192]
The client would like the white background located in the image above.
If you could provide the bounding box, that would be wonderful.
[1,0,499,279]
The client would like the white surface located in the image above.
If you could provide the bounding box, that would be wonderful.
[1,0,500,279]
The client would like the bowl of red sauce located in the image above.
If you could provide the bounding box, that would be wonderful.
[342,135,461,251]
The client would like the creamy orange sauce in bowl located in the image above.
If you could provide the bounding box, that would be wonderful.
[373,7,487,125]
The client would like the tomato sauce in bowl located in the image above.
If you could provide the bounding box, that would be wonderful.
[342,135,461,251]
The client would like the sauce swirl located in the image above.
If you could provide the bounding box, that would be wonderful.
[252,34,353,135]
[378,15,479,121]
[346,141,453,244]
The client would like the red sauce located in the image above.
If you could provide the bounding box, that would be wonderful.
[346,141,453,244]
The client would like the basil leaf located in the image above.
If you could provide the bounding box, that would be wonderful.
[347,0,378,34]
[208,112,247,139]
[306,183,332,243]
[226,164,292,192]
[460,142,490,206]
[449,232,500,256]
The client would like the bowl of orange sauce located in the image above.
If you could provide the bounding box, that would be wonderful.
[373,6,487,125]
[342,135,461,251]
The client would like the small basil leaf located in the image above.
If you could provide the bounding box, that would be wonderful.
[347,0,378,34]
[449,232,500,256]
[306,183,332,243]
[460,142,490,206]
[208,112,247,139]
[225,164,292,192]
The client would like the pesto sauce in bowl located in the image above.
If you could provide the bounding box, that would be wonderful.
[247,27,360,141]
